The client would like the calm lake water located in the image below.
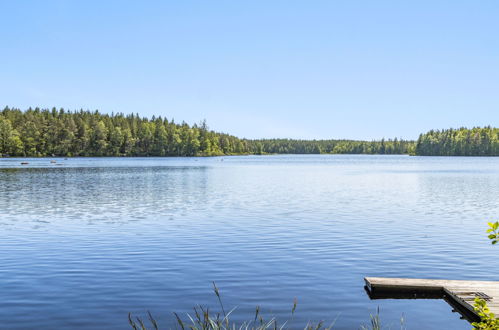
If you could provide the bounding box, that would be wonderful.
[1,155,498,329]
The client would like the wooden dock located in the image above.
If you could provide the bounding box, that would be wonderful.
[365,277,499,321]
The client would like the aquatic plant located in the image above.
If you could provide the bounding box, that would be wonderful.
[127,282,403,330]
[128,282,339,330]
[359,307,405,330]
[359,308,381,330]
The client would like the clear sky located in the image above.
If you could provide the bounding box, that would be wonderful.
[1,1,498,140]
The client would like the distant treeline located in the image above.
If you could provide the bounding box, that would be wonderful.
[0,107,413,157]
[249,138,413,155]
[0,106,438,157]
[415,127,499,156]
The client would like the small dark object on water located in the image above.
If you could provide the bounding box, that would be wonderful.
[20,162,29,165]
[50,160,56,163]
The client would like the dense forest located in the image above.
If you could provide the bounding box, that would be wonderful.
[0,107,248,157]
[0,107,415,157]
[3,107,498,157]
[415,127,499,156]
[0,107,480,157]
[250,138,413,155]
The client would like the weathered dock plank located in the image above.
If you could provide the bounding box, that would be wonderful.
[364,277,499,321]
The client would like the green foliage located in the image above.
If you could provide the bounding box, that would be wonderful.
[129,283,337,330]
[415,127,499,156]
[0,116,23,155]
[249,138,414,155]
[471,224,499,329]
[0,106,413,157]
[472,298,499,330]
[0,107,245,157]
[487,222,499,245]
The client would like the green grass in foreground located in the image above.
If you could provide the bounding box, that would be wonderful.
[128,283,400,330]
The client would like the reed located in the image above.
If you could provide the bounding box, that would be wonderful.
[128,282,393,330]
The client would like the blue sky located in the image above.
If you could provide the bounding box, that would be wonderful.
[1,1,498,140]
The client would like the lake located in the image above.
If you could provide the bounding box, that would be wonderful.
[1,155,498,329]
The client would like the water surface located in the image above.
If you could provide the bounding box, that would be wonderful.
[1,155,498,329]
